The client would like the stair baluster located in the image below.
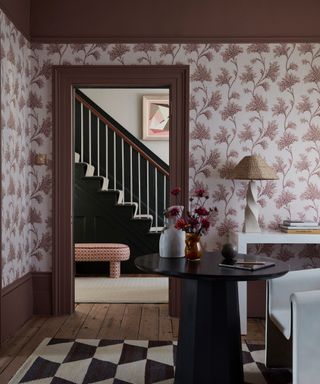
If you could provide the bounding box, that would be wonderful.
[89,110,92,164]
[113,131,116,189]
[80,103,84,162]
[105,123,108,180]
[164,176,166,213]
[121,138,125,197]
[155,168,158,232]
[97,119,100,175]
[147,161,149,216]
[130,146,133,204]
[138,153,141,216]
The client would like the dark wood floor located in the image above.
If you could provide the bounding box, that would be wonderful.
[0,303,265,382]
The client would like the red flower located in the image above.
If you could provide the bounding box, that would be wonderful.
[195,207,209,216]
[171,187,181,196]
[175,218,187,230]
[194,187,207,197]
[201,218,210,231]
[187,216,200,227]
[164,205,183,218]
[168,207,180,217]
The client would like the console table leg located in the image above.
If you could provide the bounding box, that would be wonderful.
[175,279,243,384]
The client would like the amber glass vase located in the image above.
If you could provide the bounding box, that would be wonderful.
[184,233,203,261]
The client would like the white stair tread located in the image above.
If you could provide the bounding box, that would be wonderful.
[79,170,109,190]
[135,214,153,220]
[85,164,95,176]
[121,202,138,216]
[76,161,95,176]
[106,189,124,204]
[150,226,164,233]
[100,176,109,190]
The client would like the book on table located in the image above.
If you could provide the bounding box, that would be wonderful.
[280,220,320,233]
[282,220,319,227]
[219,259,275,271]
[280,227,320,234]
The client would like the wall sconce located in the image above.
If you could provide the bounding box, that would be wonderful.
[34,154,47,166]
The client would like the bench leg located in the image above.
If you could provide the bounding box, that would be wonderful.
[110,261,121,278]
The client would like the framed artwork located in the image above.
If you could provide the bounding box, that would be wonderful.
[142,95,170,140]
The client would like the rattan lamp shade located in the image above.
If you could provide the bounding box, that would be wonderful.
[229,155,278,180]
[229,155,278,232]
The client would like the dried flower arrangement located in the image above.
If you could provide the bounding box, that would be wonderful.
[176,187,217,235]
[164,187,217,235]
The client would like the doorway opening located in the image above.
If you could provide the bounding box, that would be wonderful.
[53,65,189,315]
[73,87,170,304]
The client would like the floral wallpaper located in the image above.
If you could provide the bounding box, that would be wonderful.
[0,11,32,286]
[2,10,320,287]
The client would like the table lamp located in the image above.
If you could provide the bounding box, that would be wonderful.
[229,155,278,232]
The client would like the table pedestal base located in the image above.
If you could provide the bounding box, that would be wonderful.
[175,279,243,384]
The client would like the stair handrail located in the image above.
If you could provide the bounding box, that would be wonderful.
[75,92,169,177]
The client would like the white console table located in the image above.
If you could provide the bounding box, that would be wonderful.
[230,230,320,334]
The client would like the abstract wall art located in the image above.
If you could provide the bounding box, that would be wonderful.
[142,95,170,140]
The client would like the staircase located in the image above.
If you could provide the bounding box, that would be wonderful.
[74,90,170,274]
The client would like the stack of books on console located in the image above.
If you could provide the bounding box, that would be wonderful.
[280,220,320,234]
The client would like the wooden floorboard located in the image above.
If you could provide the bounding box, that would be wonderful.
[119,304,142,339]
[0,315,69,382]
[138,304,159,340]
[55,303,93,339]
[97,303,126,339]
[0,316,47,373]
[77,304,109,339]
[159,304,173,340]
[0,303,265,381]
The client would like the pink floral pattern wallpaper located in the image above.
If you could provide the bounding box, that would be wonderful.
[2,10,320,286]
[0,11,32,286]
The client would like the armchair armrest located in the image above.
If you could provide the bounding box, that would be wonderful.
[268,268,320,339]
[291,290,320,384]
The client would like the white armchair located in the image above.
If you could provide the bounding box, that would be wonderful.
[266,268,320,384]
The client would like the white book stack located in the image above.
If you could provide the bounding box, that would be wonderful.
[280,220,320,233]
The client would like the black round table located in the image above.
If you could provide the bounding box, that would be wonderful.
[135,252,288,384]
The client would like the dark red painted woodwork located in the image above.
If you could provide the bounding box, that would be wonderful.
[30,0,320,42]
[0,0,30,38]
[1,272,52,342]
[53,65,189,315]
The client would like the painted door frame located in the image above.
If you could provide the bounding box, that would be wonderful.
[0,56,2,342]
[53,65,189,315]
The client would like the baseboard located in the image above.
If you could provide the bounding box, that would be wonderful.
[1,273,33,342]
[1,271,52,341]
[33,272,52,315]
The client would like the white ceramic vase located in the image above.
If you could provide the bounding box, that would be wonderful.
[159,215,185,258]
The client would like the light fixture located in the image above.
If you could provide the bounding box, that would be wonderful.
[229,155,278,232]
[34,154,47,166]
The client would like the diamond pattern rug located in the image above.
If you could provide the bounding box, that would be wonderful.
[9,338,292,384]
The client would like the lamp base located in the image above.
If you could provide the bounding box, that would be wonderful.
[243,180,261,233]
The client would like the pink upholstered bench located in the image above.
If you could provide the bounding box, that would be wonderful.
[75,243,130,278]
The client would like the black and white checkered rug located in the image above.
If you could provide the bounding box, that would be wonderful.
[9,338,292,383]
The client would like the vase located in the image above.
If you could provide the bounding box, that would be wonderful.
[185,233,203,261]
[159,216,186,258]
